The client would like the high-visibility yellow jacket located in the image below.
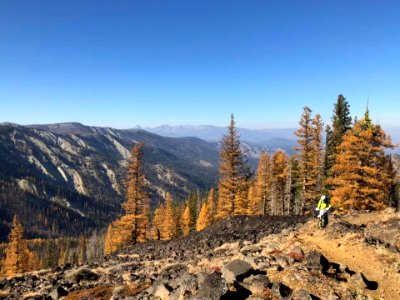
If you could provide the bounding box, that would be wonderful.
[317,198,331,210]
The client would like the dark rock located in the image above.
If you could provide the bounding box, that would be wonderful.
[49,286,68,300]
[192,272,228,300]
[221,259,253,283]
[304,251,330,272]
[271,282,292,297]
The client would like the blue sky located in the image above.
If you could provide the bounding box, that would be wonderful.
[0,0,399,129]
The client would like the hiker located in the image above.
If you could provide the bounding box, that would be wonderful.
[316,195,331,228]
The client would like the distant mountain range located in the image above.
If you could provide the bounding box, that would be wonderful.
[146,124,400,154]
[145,125,298,155]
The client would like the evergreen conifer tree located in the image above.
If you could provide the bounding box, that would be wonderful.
[325,95,352,180]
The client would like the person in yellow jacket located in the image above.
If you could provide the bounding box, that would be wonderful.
[316,195,331,228]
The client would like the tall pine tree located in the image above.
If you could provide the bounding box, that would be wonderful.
[295,107,323,214]
[325,95,352,180]
[104,142,149,254]
[216,114,251,220]
[122,142,149,244]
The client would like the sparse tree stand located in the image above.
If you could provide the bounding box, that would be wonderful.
[216,114,252,220]
[104,142,149,255]
[2,216,38,276]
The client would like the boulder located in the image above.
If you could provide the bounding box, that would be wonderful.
[292,289,313,300]
[242,274,269,296]
[304,251,330,272]
[221,259,253,284]
[240,245,262,255]
[192,272,228,300]
[271,282,292,298]
[49,286,68,299]
[154,283,171,299]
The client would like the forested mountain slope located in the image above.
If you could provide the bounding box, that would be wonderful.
[0,123,219,241]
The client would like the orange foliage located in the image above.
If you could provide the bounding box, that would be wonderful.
[329,116,394,211]
[2,216,38,276]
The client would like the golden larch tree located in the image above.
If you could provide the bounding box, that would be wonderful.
[2,216,38,276]
[252,152,271,215]
[162,193,177,240]
[122,142,150,243]
[234,189,248,215]
[270,150,290,215]
[181,204,191,236]
[246,185,258,215]
[295,107,324,214]
[104,142,149,254]
[205,188,216,224]
[216,114,251,220]
[152,205,165,240]
[196,202,210,231]
[104,214,136,255]
[329,112,394,211]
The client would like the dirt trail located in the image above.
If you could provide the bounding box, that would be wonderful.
[297,217,400,299]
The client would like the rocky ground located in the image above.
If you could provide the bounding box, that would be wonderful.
[0,210,399,300]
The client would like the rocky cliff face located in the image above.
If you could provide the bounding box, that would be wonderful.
[1,209,399,299]
[0,123,219,240]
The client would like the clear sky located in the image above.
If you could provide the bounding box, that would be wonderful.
[0,0,399,129]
